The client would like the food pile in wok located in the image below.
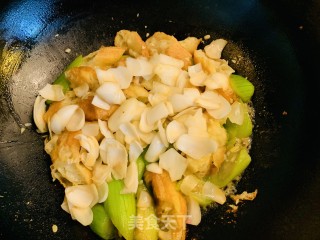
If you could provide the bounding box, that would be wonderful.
[33,30,255,240]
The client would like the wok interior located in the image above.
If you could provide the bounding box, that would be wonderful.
[0,0,319,239]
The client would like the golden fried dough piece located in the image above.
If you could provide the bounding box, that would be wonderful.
[179,37,201,54]
[207,118,228,169]
[146,32,193,69]
[122,84,149,102]
[115,30,149,58]
[49,131,92,187]
[166,41,193,69]
[65,66,99,90]
[43,93,117,124]
[43,101,63,123]
[216,88,237,103]
[145,170,187,240]
[146,32,176,54]
[194,49,220,74]
[86,46,125,68]
[51,162,92,187]
[43,92,75,123]
[77,95,118,121]
[50,131,81,164]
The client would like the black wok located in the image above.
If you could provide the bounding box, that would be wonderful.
[0,0,319,239]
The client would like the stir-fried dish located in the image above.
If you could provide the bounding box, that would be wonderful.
[33,30,256,240]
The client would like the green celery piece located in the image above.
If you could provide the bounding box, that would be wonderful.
[137,154,146,181]
[190,191,213,207]
[226,137,238,150]
[177,177,213,207]
[134,183,158,240]
[53,55,83,93]
[210,148,251,188]
[104,180,136,240]
[225,110,253,139]
[229,74,254,102]
[90,204,116,240]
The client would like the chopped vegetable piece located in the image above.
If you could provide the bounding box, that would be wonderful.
[90,204,116,240]
[229,74,254,102]
[225,106,253,139]
[144,170,187,240]
[104,180,136,240]
[134,183,158,240]
[53,55,83,93]
[137,154,146,181]
[210,148,251,187]
[179,174,226,207]
[190,191,213,207]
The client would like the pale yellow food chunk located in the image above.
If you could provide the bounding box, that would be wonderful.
[51,162,92,187]
[49,131,92,187]
[50,131,81,164]
[179,36,201,54]
[216,88,237,103]
[52,224,58,233]
[65,66,99,90]
[77,95,118,121]
[194,49,220,74]
[194,50,237,103]
[211,146,226,170]
[146,32,176,54]
[122,83,149,102]
[114,30,149,58]
[87,46,125,68]
[145,170,187,240]
[146,32,193,69]
[166,41,193,69]
[207,119,228,169]
[43,92,76,123]
[186,154,211,178]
